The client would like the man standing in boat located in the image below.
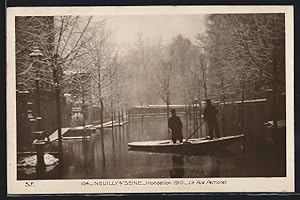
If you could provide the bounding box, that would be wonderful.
[168,109,183,143]
[204,99,220,139]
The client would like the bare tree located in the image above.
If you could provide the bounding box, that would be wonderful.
[204,14,285,102]
[152,58,175,119]
[66,70,92,130]
[202,13,285,135]
[84,20,123,134]
[191,50,209,100]
[16,16,54,89]
[168,35,195,104]
[130,33,157,106]
[16,16,98,159]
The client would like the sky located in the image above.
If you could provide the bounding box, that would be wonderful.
[94,14,208,50]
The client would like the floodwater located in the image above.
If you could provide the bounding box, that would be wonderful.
[18,115,285,180]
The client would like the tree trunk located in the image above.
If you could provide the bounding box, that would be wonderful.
[100,98,104,135]
[241,78,246,153]
[201,65,208,99]
[221,78,226,104]
[97,63,104,135]
[241,80,245,132]
[82,89,86,137]
[198,95,202,138]
[166,96,170,137]
[272,65,279,130]
[55,86,63,160]
[204,83,208,99]
[166,95,170,119]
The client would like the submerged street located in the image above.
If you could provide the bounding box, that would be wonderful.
[18,116,285,180]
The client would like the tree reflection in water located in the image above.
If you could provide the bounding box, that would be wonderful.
[17,116,285,179]
[169,154,184,178]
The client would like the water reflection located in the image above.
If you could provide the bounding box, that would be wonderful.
[169,155,184,178]
[18,116,285,179]
[210,156,221,177]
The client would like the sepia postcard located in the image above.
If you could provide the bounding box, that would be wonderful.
[7,6,294,194]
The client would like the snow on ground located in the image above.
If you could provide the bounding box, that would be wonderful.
[18,153,59,167]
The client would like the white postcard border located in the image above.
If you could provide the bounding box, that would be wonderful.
[6,5,294,194]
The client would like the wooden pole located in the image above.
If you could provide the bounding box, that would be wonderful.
[185,119,206,142]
